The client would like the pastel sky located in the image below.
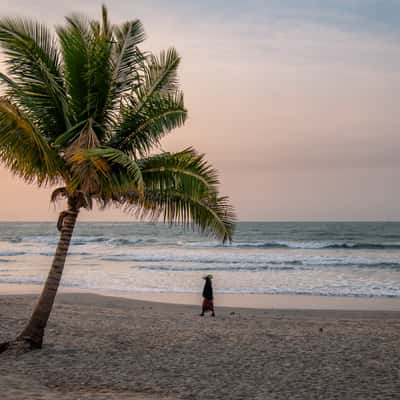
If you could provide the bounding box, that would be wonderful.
[1,0,400,221]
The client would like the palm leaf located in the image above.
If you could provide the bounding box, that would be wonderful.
[139,148,218,197]
[0,97,62,185]
[86,20,113,128]
[121,189,235,243]
[0,18,69,136]
[79,147,144,193]
[133,48,181,117]
[57,12,114,133]
[110,19,146,102]
[111,91,186,156]
[56,14,91,123]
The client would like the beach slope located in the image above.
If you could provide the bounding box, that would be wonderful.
[1,293,399,399]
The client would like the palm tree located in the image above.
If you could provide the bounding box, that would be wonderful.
[0,6,235,350]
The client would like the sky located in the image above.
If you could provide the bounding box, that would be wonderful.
[0,0,400,221]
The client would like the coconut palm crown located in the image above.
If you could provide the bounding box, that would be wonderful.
[0,6,235,349]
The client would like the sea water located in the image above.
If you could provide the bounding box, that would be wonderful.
[0,221,399,297]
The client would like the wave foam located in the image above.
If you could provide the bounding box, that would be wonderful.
[232,241,400,250]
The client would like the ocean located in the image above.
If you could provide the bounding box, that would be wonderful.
[0,221,399,298]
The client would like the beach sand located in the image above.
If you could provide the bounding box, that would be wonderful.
[1,292,400,399]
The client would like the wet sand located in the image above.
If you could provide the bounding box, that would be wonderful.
[1,292,400,399]
[2,283,400,311]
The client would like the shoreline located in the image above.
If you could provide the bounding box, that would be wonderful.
[2,283,400,311]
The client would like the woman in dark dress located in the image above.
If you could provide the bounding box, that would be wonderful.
[200,275,215,317]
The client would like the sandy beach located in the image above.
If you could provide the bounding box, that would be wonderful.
[1,292,400,399]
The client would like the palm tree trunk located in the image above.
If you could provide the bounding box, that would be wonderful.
[18,208,79,348]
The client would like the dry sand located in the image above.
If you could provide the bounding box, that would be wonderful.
[1,293,400,399]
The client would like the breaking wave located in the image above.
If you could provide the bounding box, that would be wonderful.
[129,260,400,271]
[232,241,400,250]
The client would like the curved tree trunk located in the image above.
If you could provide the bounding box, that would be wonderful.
[17,208,79,348]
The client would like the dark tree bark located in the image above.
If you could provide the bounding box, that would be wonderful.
[17,207,79,348]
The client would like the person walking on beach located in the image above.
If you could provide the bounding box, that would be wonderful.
[200,275,215,317]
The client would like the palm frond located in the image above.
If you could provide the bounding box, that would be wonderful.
[100,4,112,39]
[91,172,141,209]
[56,14,91,122]
[80,146,144,193]
[50,186,68,203]
[139,148,218,197]
[120,189,235,243]
[110,19,146,102]
[0,97,62,185]
[0,18,69,136]
[86,18,113,128]
[57,10,114,132]
[133,48,180,116]
[110,91,186,156]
